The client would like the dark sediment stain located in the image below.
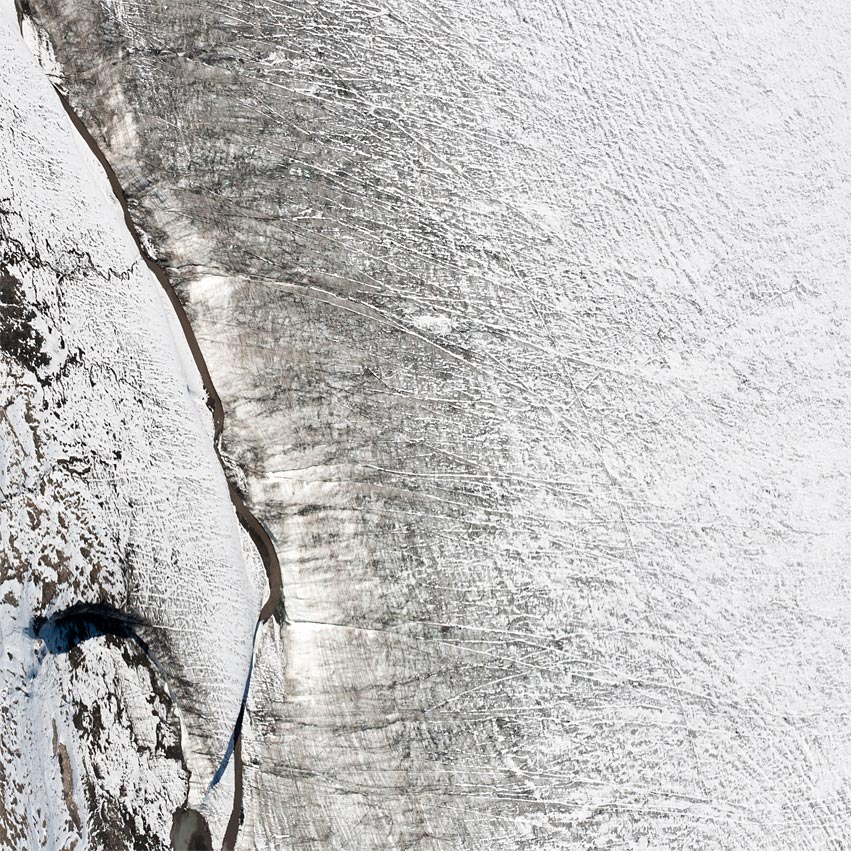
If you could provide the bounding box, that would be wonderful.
[220,737,243,851]
[51,719,83,834]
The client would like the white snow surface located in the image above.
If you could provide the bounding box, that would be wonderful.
[0,3,261,847]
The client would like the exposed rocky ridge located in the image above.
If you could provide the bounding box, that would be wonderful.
[13,0,851,849]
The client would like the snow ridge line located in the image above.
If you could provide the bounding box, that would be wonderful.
[12,2,284,847]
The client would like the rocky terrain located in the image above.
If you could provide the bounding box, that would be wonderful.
[5,0,851,848]
[0,3,265,846]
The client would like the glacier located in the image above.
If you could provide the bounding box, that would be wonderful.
[5,0,851,849]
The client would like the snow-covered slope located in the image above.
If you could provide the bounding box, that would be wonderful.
[10,0,851,849]
[0,3,263,846]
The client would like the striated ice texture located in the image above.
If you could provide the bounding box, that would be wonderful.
[7,0,851,848]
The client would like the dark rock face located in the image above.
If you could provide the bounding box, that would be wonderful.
[16,0,851,848]
[0,272,48,372]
